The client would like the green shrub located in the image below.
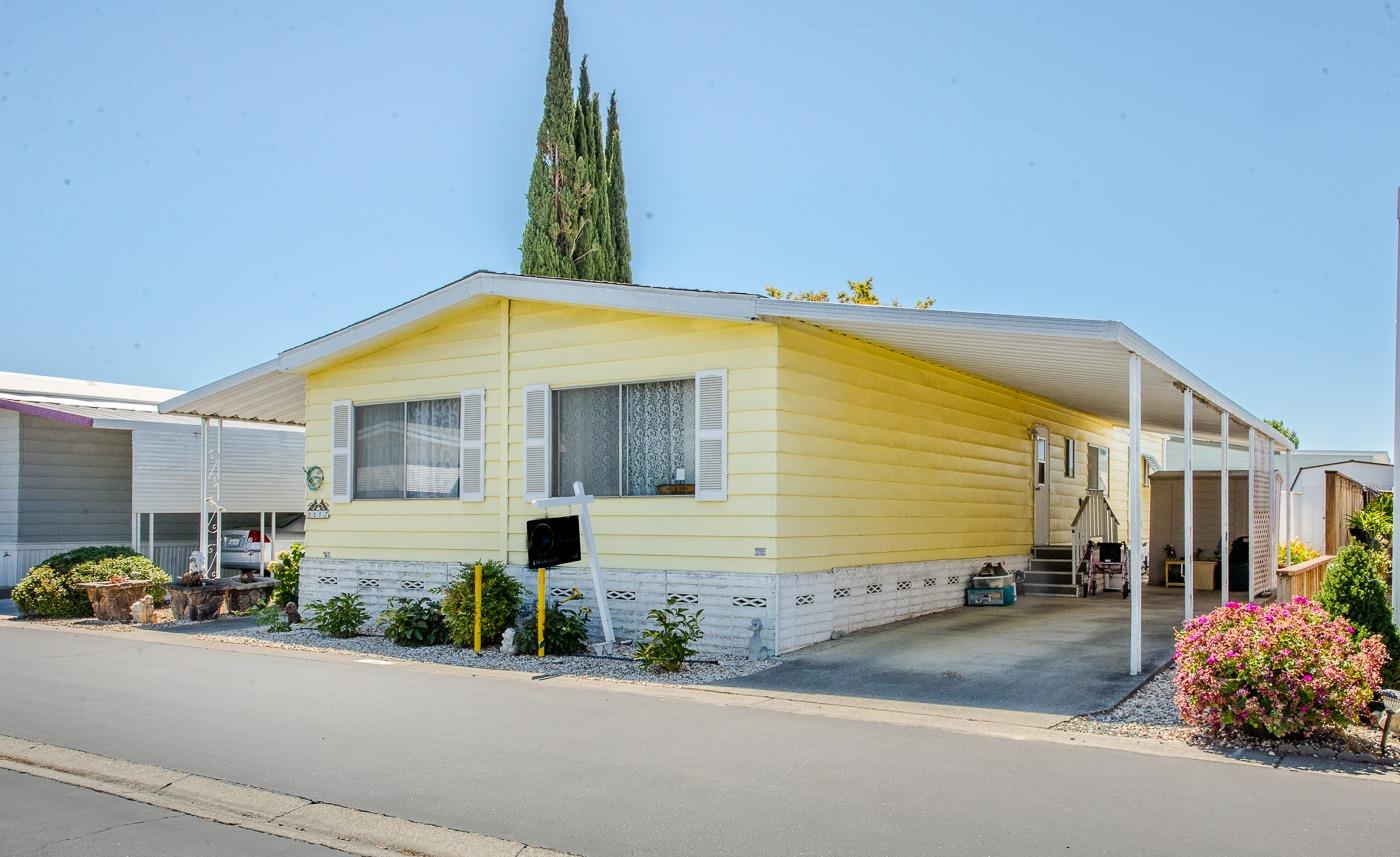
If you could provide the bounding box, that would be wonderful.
[304,593,369,638]
[13,547,167,618]
[516,594,592,655]
[1277,539,1320,568]
[636,597,704,672]
[266,542,303,607]
[253,600,291,633]
[440,560,522,648]
[1319,543,1400,685]
[379,596,450,647]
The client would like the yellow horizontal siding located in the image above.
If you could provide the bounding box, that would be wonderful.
[303,297,780,571]
[301,295,1158,576]
[773,320,1158,572]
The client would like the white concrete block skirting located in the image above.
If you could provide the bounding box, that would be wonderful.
[299,553,1028,657]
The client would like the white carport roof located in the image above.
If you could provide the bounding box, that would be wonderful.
[161,271,1290,449]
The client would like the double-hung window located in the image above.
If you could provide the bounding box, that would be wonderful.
[552,378,696,497]
[353,398,461,499]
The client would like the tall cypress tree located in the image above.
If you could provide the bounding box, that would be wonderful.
[572,58,616,281]
[520,0,577,278]
[605,92,632,283]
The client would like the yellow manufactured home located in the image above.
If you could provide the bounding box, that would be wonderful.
[165,272,1291,657]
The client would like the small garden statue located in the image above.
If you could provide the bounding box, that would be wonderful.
[129,594,155,624]
[283,602,302,624]
[500,627,518,656]
[747,618,770,661]
[181,551,207,587]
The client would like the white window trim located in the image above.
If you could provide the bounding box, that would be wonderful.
[350,396,464,501]
[548,377,701,499]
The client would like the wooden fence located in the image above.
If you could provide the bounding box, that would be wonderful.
[1275,554,1333,602]
[1323,471,1368,554]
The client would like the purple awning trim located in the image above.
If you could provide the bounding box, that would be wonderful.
[0,399,94,427]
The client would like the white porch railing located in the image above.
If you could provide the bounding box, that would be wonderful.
[1071,489,1119,586]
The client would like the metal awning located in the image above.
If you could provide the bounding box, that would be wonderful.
[758,299,1287,447]
[161,271,1291,450]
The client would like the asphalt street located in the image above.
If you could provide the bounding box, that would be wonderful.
[0,767,348,856]
[2,622,1397,857]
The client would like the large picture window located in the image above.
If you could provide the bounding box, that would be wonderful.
[353,398,461,500]
[553,379,695,497]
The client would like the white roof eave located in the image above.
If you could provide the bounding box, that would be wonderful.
[158,272,1289,448]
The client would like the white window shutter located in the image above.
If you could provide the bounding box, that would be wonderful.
[695,369,727,501]
[522,384,550,500]
[330,400,353,503]
[460,389,486,502]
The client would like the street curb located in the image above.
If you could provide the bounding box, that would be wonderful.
[0,735,578,857]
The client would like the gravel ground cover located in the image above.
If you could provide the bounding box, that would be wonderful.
[192,624,780,686]
[1057,666,1400,764]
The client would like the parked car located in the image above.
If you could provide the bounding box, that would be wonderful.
[220,529,273,572]
[219,520,303,573]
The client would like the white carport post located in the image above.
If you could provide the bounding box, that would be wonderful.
[1182,387,1194,622]
[1247,427,1257,602]
[1128,353,1143,675]
[1393,186,1399,621]
[215,418,223,578]
[1284,448,1292,567]
[259,512,266,575]
[147,513,156,562]
[199,418,209,568]
[1220,411,1231,607]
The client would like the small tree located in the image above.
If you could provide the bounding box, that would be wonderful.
[1265,418,1300,449]
[765,278,933,308]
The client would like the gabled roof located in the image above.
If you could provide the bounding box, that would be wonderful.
[161,270,1292,448]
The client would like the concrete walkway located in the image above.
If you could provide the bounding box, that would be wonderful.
[724,587,1218,717]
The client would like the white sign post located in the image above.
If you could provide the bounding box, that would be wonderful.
[530,481,615,644]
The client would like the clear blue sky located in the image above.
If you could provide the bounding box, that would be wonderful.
[3,2,1396,451]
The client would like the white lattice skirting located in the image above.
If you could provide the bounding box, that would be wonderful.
[299,553,1028,656]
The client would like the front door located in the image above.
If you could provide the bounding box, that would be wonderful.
[1032,425,1050,545]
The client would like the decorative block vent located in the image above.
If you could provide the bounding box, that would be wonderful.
[833,587,851,599]
[360,579,380,588]
[866,584,883,595]
[924,578,937,587]
[732,596,767,608]
[316,576,338,586]
[795,593,815,606]
[607,590,637,601]
[549,587,574,599]
[946,576,960,585]
[668,593,699,604]
[896,580,911,591]
[401,580,426,591]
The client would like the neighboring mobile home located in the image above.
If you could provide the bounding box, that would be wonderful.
[163,272,1291,663]
[0,371,305,589]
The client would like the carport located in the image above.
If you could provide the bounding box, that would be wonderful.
[723,587,1204,721]
[761,301,1293,674]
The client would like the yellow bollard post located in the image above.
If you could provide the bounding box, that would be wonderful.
[473,563,482,653]
[537,567,546,657]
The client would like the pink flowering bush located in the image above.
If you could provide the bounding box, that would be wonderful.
[1174,597,1387,737]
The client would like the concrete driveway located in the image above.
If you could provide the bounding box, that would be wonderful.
[723,587,1211,719]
